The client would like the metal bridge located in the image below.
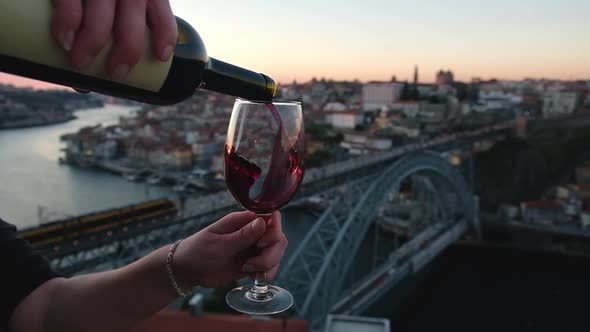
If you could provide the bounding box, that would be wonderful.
[276,151,475,329]
[46,121,511,328]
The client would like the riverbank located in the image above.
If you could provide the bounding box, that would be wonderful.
[0,114,77,129]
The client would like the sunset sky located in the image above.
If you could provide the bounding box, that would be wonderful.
[2,0,589,88]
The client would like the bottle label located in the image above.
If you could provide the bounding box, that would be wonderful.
[0,0,172,92]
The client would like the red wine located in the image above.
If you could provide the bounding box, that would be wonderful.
[225,104,304,214]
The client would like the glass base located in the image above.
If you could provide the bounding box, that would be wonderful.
[226,285,294,315]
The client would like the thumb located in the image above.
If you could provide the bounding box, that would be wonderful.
[226,217,266,251]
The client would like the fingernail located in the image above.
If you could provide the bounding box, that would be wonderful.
[160,45,174,61]
[242,264,256,273]
[75,54,94,70]
[111,64,130,81]
[251,217,265,232]
[62,30,74,51]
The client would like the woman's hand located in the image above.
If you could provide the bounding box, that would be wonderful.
[174,211,288,288]
[50,0,178,80]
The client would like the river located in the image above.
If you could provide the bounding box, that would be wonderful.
[0,105,174,229]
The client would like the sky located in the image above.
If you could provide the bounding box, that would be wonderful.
[2,0,589,88]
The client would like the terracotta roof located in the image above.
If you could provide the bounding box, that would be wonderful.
[130,310,308,332]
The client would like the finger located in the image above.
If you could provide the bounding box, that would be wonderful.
[256,211,284,248]
[51,0,83,51]
[266,264,280,281]
[207,211,257,234]
[106,0,147,80]
[243,239,287,273]
[248,265,279,280]
[269,211,282,231]
[69,0,116,70]
[226,217,266,251]
[147,0,178,61]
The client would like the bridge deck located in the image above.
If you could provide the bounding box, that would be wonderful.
[332,221,467,316]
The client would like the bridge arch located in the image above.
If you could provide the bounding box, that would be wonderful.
[278,151,475,328]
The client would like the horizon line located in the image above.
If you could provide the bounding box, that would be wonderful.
[1,73,588,91]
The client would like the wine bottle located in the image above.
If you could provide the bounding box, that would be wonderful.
[0,1,277,105]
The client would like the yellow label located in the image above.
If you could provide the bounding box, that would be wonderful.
[0,0,172,92]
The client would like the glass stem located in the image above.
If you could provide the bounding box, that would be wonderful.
[249,214,273,301]
[249,272,270,300]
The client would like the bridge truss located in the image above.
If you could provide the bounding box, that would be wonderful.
[277,151,476,329]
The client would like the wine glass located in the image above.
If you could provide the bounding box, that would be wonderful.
[224,99,305,315]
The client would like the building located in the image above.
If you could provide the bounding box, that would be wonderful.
[94,140,119,160]
[581,211,590,229]
[192,140,221,167]
[416,84,436,98]
[325,315,390,332]
[340,131,392,155]
[556,184,590,201]
[324,110,363,129]
[479,91,523,106]
[520,200,571,225]
[436,70,454,86]
[499,204,520,220]
[323,102,348,112]
[174,146,193,170]
[128,138,158,164]
[419,103,447,122]
[147,144,193,171]
[210,155,224,175]
[362,82,404,111]
[389,101,420,118]
[542,91,578,118]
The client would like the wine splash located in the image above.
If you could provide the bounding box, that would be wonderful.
[224,103,304,215]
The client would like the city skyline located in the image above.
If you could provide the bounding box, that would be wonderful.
[1,0,589,89]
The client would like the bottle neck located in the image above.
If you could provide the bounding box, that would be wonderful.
[201,58,277,102]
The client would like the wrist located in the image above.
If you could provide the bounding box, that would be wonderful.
[167,240,199,296]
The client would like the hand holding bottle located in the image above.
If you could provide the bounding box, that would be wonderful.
[50,0,178,80]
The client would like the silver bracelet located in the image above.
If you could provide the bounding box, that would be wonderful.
[166,240,192,297]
